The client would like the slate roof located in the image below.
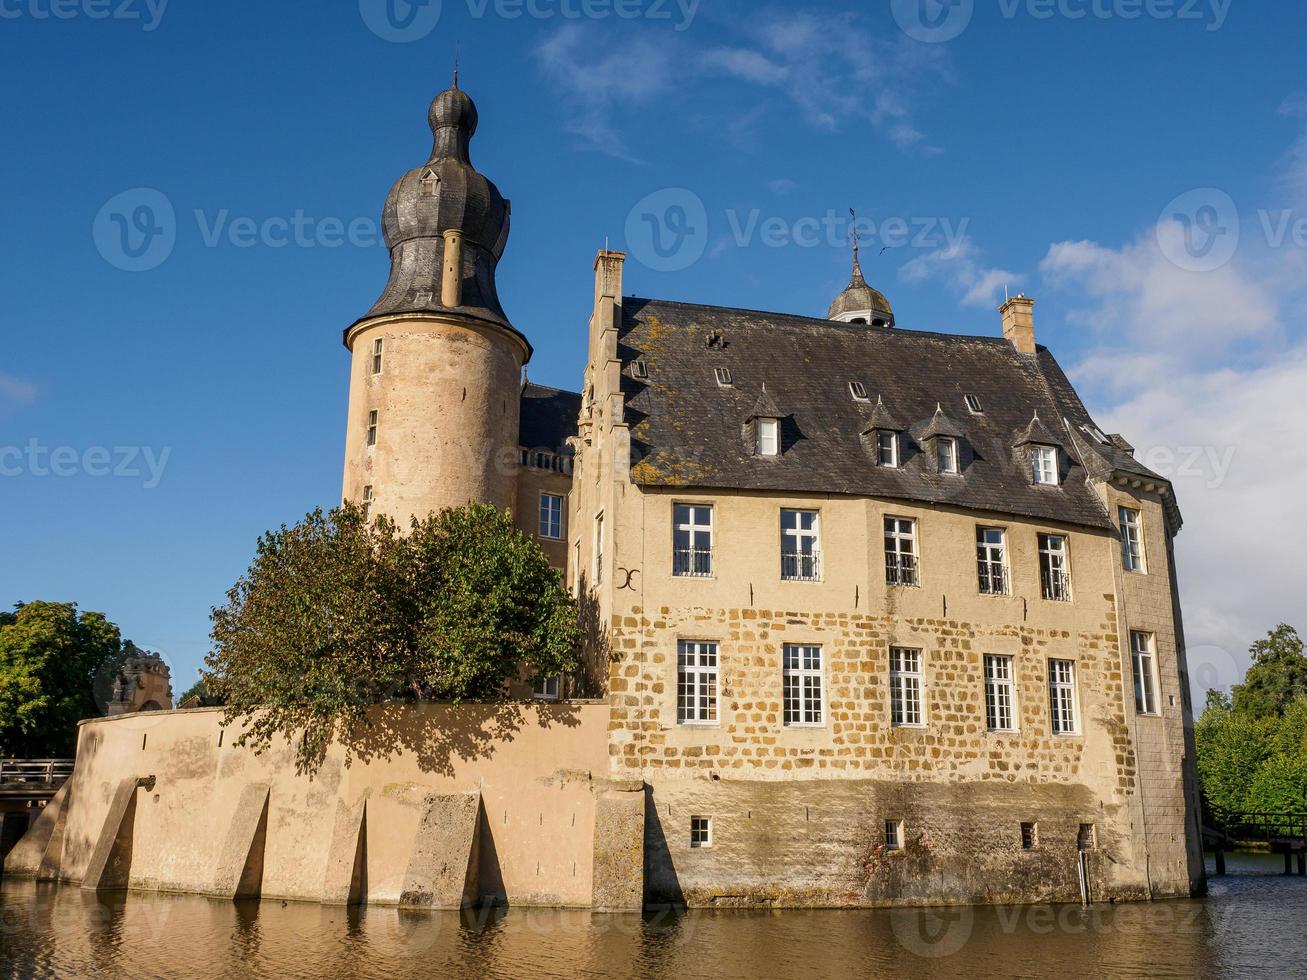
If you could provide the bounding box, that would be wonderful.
[618,297,1178,533]
[519,381,581,455]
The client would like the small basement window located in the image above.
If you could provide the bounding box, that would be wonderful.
[1021,822,1038,850]
[631,359,649,380]
[691,816,712,848]
[1077,823,1097,851]
[849,381,869,401]
[885,820,903,851]
[964,394,984,414]
[714,367,733,387]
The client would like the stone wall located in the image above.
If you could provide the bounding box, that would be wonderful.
[3,703,643,911]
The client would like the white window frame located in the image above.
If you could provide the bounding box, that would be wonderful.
[849,381,869,401]
[1032,444,1059,485]
[714,367,733,387]
[538,493,564,541]
[976,527,1009,596]
[594,512,605,585]
[964,394,984,414]
[1119,506,1146,573]
[885,819,903,851]
[673,504,714,578]
[938,437,959,475]
[884,516,918,586]
[532,675,560,701]
[877,431,899,467]
[1048,659,1079,735]
[677,640,719,725]
[756,418,780,456]
[1038,533,1072,602]
[690,815,712,848]
[780,509,821,582]
[361,485,373,522]
[1131,631,1159,716]
[783,644,823,726]
[371,337,384,375]
[984,654,1016,732]
[889,647,924,727]
[366,410,378,448]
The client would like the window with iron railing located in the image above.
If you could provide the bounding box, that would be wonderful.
[976,527,1009,595]
[781,509,820,581]
[1038,533,1072,601]
[673,504,714,577]
[884,517,918,586]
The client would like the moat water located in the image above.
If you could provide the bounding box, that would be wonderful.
[1,854,1302,979]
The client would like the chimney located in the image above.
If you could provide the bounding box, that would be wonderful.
[441,229,464,308]
[999,295,1036,354]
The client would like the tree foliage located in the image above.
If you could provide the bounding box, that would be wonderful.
[1198,624,1307,819]
[205,502,582,774]
[0,601,122,756]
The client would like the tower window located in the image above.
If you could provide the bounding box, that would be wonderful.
[885,820,903,851]
[714,367,733,387]
[849,381,869,401]
[1131,631,1159,715]
[1021,822,1038,850]
[372,338,384,375]
[690,816,712,848]
[964,394,984,414]
[1119,507,1146,573]
[367,410,378,448]
[361,485,373,521]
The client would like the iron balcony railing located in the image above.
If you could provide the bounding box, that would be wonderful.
[885,553,919,587]
[673,547,714,578]
[978,559,1010,596]
[1042,567,1072,602]
[781,551,821,582]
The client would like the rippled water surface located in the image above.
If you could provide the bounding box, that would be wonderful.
[2,854,1303,979]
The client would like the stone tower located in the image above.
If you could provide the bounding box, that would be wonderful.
[342,76,532,526]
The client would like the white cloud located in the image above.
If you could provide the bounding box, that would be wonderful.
[0,374,37,407]
[767,178,798,196]
[899,237,1021,308]
[1041,230,1279,356]
[701,47,789,86]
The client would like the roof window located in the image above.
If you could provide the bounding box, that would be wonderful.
[714,367,733,387]
[631,359,649,380]
[964,394,984,415]
[849,381,869,401]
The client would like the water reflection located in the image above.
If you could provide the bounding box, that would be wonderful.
[2,853,1303,979]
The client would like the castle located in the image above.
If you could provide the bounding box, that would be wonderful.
[338,79,1205,906]
[5,79,1204,910]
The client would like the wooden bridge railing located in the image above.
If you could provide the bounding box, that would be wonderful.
[1207,808,1307,876]
[0,759,75,787]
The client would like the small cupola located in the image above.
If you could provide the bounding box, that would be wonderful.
[828,212,894,328]
[860,395,905,468]
[745,385,785,457]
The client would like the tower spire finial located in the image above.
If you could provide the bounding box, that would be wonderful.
[848,207,866,286]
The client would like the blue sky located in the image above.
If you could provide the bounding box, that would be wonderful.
[2,0,1304,696]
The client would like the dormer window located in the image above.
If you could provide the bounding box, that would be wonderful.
[631,359,649,380]
[714,367,733,387]
[938,436,959,474]
[1032,444,1059,485]
[757,418,780,456]
[849,381,869,401]
[877,431,898,467]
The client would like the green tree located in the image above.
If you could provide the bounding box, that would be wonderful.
[206,503,582,775]
[0,602,122,756]
[1195,704,1277,816]
[1232,624,1307,719]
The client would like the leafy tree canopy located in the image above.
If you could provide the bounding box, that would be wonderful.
[205,503,582,775]
[1232,624,1307,719]
[0,601,122,756]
